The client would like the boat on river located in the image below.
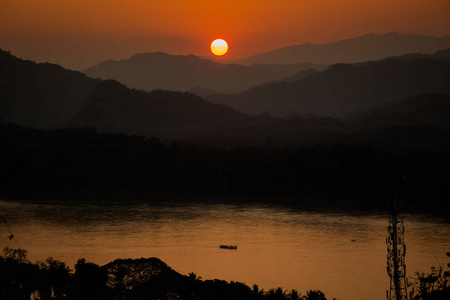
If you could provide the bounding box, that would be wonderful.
[219,245,237,250]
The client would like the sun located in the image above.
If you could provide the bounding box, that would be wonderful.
[211,39,228,56]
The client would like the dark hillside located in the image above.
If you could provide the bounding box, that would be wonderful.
[347,93,450,129]
[69,80,252,138]
[210,51,450,117]
[1,124,449,211]
[0,49,100,128]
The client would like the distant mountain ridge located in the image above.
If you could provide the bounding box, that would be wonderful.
[347,93,450,129]
[83,52,325,94]
[2,48,450,151]
[69,80,252,138]
[233,32,450,65]
[209,49,450,117]
[0,49,254,135]
[0,49,100,128]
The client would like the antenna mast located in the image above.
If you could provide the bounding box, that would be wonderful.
[386,177,408,300]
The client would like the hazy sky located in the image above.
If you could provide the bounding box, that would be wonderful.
[1,0,449,70]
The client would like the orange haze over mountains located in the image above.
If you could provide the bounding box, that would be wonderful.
[1,0,449,70]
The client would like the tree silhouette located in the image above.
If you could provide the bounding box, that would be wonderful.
[71,258,109,300]
[303,290,327,300]
[36,257,71,300]
[266,287,287,300]
[288,289,301,300]
[0,247,39,300]
[250,284,265,300]
[410,252,450,299]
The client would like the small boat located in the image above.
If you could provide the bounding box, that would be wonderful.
[219,245,237,250]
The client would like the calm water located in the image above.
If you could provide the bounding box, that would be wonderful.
[0,198,449,299]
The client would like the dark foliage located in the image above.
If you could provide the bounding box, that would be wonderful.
[37,258,72,299]
[410,253,450,300]
[0,124,449,213]
[71,258,109,300]
[0,247,330,300]
[0,248,39,300]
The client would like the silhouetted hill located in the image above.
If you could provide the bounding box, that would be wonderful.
[348,93,450,129]
[67,79,450,148]
[345,124,450,152]
[233,32,450,65]
[378,48,450,62]
[433,48,450,61]
[209,50,450,117]
[186,86,218,98]
[82,52,324,94]
[0,49,101,128]
[69,80,252,138]
[67,84,450,151]
[2,123,449,207]
[68,80,352,144]
[282,68,321,82]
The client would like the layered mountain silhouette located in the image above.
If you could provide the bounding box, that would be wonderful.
[209,49,450,117]
[342,93,450,151]
[233,32,450,65]
[0,49,254,136]
[0,49,100,128]
[348,93,450,129]
[69,80,253,138]
[83,52,325,94]
[69,78,450,149]
[2,48,450,151]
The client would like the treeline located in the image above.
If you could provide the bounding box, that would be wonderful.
[2,247,449,300]
[0,247,331,300]
[1,123,449,210]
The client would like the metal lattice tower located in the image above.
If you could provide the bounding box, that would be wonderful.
[386,178,408,300]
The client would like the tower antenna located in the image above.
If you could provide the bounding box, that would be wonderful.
[386,176,408,300]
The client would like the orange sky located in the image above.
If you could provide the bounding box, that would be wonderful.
[1,0,449,70]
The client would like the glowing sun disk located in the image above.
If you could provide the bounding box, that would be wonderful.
[211,39,228,56]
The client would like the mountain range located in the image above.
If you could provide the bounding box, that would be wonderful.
[209,49,450,117]
[69,80,252,139]
[68,85,450,148]
[2,46,450,150]
[0,49,100,128]
[347,93,450,129]
[232,32,450,65]
[83,52,325,94]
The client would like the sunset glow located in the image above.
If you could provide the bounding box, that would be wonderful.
[0,0,449,70]
[211,39,228,56]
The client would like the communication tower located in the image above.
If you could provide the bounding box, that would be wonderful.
[386,177,408,300]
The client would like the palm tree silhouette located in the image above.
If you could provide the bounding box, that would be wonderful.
[303,289,327,300]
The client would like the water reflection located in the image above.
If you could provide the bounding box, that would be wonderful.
[0,199,449,300]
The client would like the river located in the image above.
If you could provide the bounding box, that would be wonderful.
[0,198,448,299]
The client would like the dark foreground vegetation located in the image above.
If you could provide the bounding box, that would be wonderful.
[1,247,449,300]
[410,261,450,300]
[0,247,333,300]
[1,123,449,212]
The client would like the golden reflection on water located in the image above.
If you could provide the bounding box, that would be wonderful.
[0,199,449,300]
